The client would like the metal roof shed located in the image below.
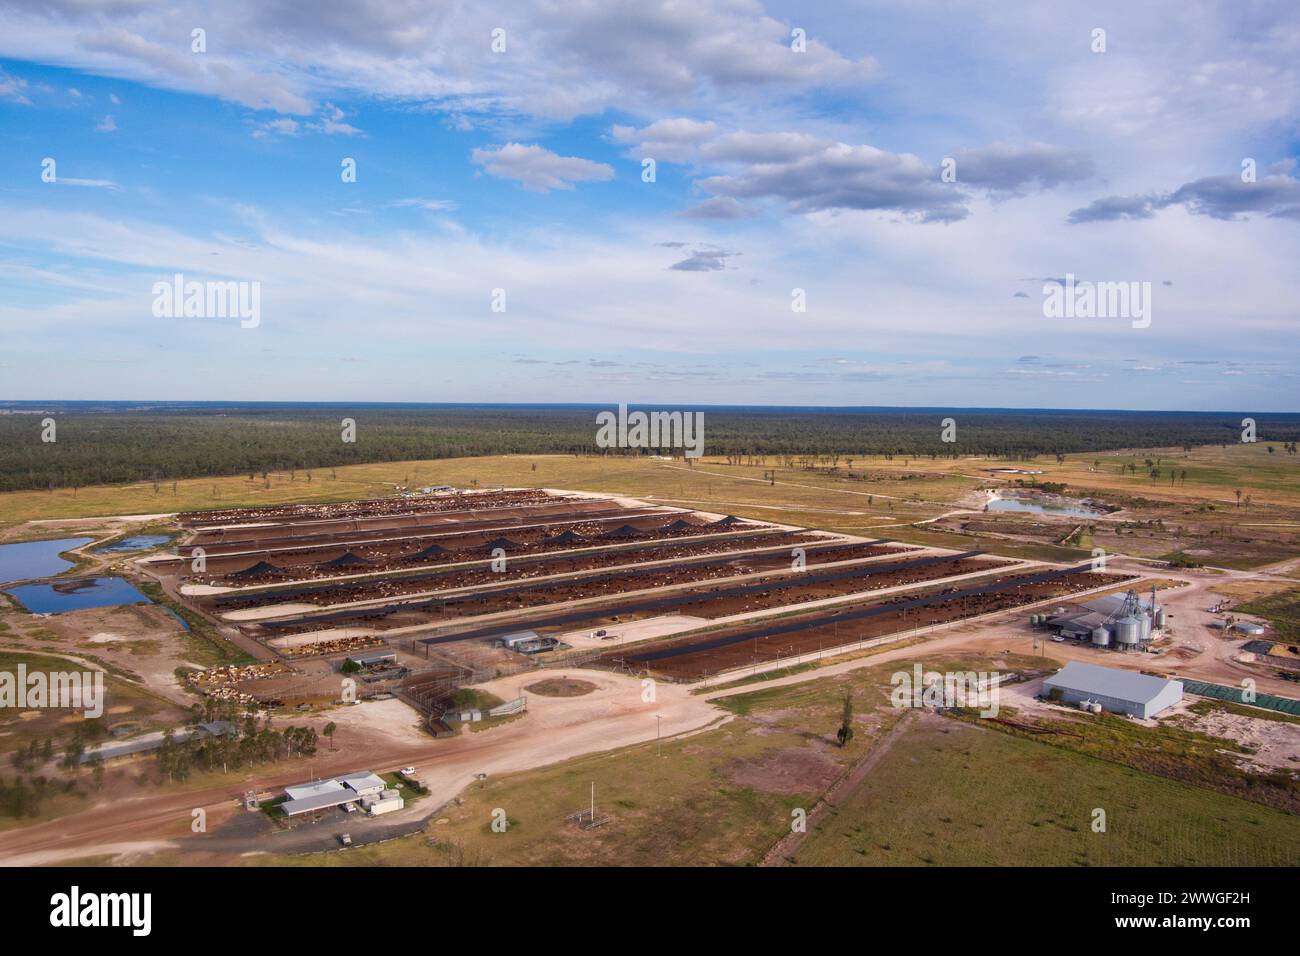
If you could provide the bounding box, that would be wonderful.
[1042,661,1183,719]
[339,771,387,796]
[280,789,360,817]
[283,778,346,802]
[347,650,397,667]
[497,629,541,649]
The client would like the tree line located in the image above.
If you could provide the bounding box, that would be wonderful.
[1,403,1297,494]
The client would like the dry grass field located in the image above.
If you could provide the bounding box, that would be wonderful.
[4,444,1295,566]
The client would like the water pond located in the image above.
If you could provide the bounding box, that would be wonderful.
[0,537,93,584]
[5,576,153,613]
[987,496,1108,519]
[95,535,172,554]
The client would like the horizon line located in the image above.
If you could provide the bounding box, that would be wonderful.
[1,399,1297,416]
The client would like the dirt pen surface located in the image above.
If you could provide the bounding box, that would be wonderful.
[205,529,829,611]
[403,553,1013,653]
[178,504,770,579]
[149,489,841,655]
[524,677,598,697]
[226,536,883,624]
[606,566,1135,679]
[268,549,988,634]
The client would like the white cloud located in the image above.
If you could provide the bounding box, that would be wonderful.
[310,102,361,136]
[0,0,874,121]
[612,118,719,161]
[611,122,1095,221]
[251,117,300,139]
[470,143,613,192]
[54,177,120,190]
[0,66,30,103]
[677,197,759,220]
[390,197,458,212]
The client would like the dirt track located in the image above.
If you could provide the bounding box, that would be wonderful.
[0,669,721,867]
[761,710,920,866]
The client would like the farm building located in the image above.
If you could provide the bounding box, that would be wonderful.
[280,770,391,817]
[365,791,405,816]
[495,630,541,650]
[346,650,397,668]
[1035,589,1164,650]
[1041,661,1183,718]
[78,720,235,765]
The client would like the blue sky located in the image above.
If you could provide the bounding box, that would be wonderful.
[0,0,1297,410]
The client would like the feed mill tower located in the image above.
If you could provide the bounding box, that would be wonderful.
[1033,586,1164,651]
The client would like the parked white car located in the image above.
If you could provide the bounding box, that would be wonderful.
[400,766,416,776]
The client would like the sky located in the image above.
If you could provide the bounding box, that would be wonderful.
[0,0,1297,411]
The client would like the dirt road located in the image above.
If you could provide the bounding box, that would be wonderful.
[0,669,721,866]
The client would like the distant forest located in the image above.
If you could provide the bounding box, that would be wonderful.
[1,402,1297,493]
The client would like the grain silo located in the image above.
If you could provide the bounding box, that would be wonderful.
[1115,616,1142,647]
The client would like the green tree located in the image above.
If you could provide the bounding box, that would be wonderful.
[836,693,855,748]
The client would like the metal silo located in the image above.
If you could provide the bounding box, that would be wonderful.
[1115,616,1141,646]
[1138,615,1152,642]
[1091,626,1111,647]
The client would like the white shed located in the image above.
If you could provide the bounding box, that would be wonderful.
[1042,661,1183,719]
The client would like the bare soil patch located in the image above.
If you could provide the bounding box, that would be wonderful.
[721,744,839,795]
[524,677,597,697]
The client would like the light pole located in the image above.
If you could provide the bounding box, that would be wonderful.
[656,713,662,756]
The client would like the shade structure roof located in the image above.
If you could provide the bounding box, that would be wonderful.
[230,560,286,577]
[602,524,644,539]
[319,550,372,568]
[407,543,451,560]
